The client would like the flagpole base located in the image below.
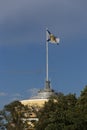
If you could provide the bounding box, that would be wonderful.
[45,80,51,90]
[31,80,56,99]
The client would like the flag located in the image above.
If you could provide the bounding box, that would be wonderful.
[46,29,60,45]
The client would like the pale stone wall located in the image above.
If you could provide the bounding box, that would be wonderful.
[21,98,48,107]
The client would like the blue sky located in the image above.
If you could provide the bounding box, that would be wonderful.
[0,0,87,109]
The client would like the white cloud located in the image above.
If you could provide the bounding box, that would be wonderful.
[0,92,7,97]
[10,93,22,101]
[27,88,39,97]
[0,92,23,109]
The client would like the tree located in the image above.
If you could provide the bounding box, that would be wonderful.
[35,94,78,130]
[0,100,37,130]
[75,86,87,130]
[0,109,7,130]
[4,101,25,130]
[35,86,87,130]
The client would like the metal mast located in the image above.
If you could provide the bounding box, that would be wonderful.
[45,28,51,89]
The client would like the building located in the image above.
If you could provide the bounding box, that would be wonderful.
[21,80,57,107]
[20,80,57,129]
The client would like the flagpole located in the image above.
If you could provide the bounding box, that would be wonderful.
[46,28,48,82]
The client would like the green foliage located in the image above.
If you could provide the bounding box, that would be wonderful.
[75,86,87,130]
[35,88,87,130]
[0,100,37,130]
[4,101,24,130]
